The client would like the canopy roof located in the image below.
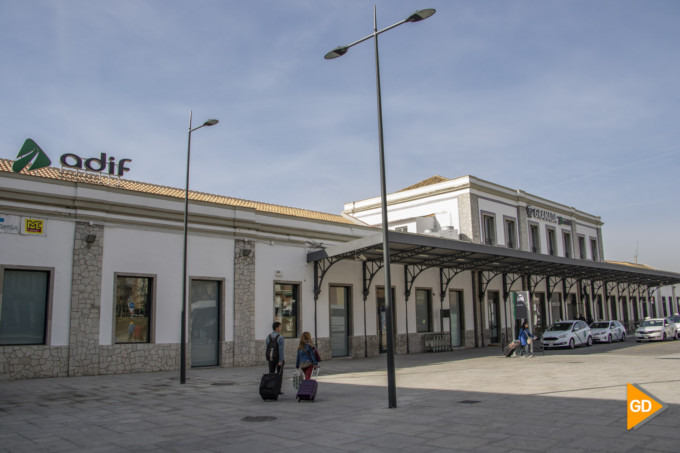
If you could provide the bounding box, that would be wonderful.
[308,231,680,287]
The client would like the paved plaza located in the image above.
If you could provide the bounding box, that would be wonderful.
[1,340,679,452]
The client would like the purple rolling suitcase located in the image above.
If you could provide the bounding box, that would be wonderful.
[296,367,319,402]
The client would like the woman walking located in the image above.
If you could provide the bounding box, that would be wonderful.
[295,332,319,380]
[518,321,537,358]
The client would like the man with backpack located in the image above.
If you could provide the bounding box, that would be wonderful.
[266,321,285,372]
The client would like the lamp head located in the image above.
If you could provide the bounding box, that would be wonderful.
[405,8,436,22]
[324,46,349,60]
[203,119,219,126]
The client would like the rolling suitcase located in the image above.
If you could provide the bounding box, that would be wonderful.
[504,340,519,358]
[259,366,283,401]
[296,367,319,402]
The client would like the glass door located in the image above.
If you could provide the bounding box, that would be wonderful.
[377,287,395,353]
[488,291,500,343]
[330,286,350,357]
[190,280,220,367]
[449,290,463,347]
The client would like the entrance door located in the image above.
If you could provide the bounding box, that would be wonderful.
[567,294,577,319]
[449,290,464,347]
[488,291,500,343]
[595,296,604,320]
[532,292,546,335]
[330,285,350,357]
[550,294,562,323]
[610,297,618,320]
[377,287,395,353]
[190,280,220,367]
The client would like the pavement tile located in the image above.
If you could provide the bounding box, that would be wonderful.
[1,342,679,452]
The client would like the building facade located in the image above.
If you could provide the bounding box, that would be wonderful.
[1,163,678,380]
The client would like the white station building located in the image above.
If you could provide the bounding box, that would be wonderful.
[1,158,679,380]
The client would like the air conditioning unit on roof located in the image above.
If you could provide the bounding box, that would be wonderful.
[439,226,459,240]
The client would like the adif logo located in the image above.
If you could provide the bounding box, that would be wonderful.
[11,138,133,177]
[12,139,51,173]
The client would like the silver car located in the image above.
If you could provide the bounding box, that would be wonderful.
[668,315,680,340]
[635,318,677,342]
[590,320,626,343]
[541,320,592,349]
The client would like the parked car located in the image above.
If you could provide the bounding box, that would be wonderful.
[668,315,680,339]
[541,320,592,349]
[590,320,626,343]
[634,318,677,342]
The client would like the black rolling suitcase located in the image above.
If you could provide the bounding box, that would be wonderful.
[259,366,283,401]
[296,367,319,402]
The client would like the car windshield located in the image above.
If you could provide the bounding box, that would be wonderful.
[590,322,610,329]
[547,322,574,332]
[669,316,680,323]
[641,320,662,327]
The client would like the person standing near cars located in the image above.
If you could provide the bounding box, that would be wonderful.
[518,321,537,358]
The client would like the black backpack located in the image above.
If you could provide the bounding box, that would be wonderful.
[266,333,280,362]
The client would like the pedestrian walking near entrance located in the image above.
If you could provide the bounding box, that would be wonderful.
[295,331,319,380]
[260,322,286,400]
[266,322,285,376]
[518,321,537,358]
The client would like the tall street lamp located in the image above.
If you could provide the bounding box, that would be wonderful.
[325,7,435,408]
[181,111,219,384]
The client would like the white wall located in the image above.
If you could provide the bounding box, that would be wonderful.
[254,241,317,340]
[100,226,234,345]
[0,217,75,346]
[478,197,518,247]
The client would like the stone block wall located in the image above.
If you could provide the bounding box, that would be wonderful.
[0,346,69,380]
[99,344,179,375]
[68,222,104,377]
[352,335,380,358]
[464,330,475,348]
[233,240,256,366]
[220,341,234,367]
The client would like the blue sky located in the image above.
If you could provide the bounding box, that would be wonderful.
[2,0,679,272]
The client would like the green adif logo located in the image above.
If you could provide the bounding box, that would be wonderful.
[12,138,52,173]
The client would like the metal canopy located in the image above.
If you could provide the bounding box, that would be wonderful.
[307,231,680,287]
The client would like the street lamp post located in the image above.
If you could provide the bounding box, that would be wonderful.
[181,111,219,384]
[325,7,435,408]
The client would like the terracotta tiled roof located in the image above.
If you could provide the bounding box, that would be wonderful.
[605,260,658,271]
[0,158,355,224]
[398,175,451,192]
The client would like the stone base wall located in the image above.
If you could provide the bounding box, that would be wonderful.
[253,337,301,368]
[99,344,179,375]
[351,335,380,358]
[315,337,330,361]
[233,240,256,367]
[220,341,234,367]
[0,346,69,380]
[395,334,421,354]
[483,328,492,346]
[1,331,483,380]
[68,222,104,377]
[464,330,475,348]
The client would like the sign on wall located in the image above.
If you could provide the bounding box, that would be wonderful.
[12,138,132,177]
[0,214,21,234]
[22,218,45,235]
[0,214,46,236]
[512,291,529,319]
[526,205,572,226]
